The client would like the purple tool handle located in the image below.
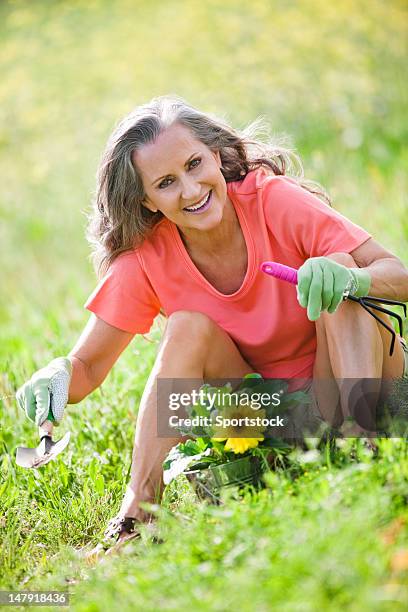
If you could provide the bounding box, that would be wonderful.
[261,261,298,285]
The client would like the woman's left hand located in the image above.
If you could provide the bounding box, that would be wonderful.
[297,256,371,321]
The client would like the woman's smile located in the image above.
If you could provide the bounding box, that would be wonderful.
[183,190,212,214]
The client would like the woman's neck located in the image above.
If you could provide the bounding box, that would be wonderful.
[178,198,240,255]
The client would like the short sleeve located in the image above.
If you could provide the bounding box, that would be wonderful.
[84,251,161,334]
[262,176,372,258]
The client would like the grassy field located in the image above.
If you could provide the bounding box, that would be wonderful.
[1,0,407,609]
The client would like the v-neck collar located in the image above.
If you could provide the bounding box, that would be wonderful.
[169,188,257,300]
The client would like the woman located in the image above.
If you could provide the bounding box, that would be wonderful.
[17,96,408,549]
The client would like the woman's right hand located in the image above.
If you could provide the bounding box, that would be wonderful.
[16,357,72,426]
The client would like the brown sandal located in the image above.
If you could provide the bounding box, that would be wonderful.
[84,513,161,564]
[104,516,139,539]
[102,516,141,551]
[83,516,141,564]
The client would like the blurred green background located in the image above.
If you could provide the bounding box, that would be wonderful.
[1,0,408,602]
[1,0,407,370]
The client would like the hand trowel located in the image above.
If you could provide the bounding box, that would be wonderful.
[15,364,72,469]
[16,431,71,469]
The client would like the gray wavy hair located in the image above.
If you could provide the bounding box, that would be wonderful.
[87,95,330,276]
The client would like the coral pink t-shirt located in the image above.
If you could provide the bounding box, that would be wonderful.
[85,170,371,379]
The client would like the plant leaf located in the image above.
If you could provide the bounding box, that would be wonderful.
[163,446,213,485]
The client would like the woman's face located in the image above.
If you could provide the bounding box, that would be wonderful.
[133,123,228,234]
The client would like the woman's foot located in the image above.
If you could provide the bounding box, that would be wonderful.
[339,419,378,452]
[103,515,146,556]
[84,515,148,564]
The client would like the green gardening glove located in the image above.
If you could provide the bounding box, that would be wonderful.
[297,256,371,321]
[16,357,72,426]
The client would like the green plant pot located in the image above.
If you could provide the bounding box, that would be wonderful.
[185,455,265,502]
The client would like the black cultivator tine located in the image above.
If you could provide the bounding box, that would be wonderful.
[360,295,407,318]
[348,297,396,356]
[361,300,404,337]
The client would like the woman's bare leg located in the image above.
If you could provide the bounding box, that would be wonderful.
[313,252,404,431]
[119,311,253,521]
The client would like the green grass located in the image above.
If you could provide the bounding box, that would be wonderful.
[1,0,407,609]
[1,438,408,610]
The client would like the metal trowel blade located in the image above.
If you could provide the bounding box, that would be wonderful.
[16,432,71,469]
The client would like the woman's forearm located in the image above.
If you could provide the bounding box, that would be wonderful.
[65,315,135,404]
[67,354,100,404]
[363,257,408,302]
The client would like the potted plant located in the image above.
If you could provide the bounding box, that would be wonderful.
[163,374,310,501]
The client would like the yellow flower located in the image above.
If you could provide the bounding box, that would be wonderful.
[224,437,263,454]
[212,403,266,454]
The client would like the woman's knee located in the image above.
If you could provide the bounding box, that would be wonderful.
[165,310,217,346]
[163,310,252,377]
[326,252,356,268]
